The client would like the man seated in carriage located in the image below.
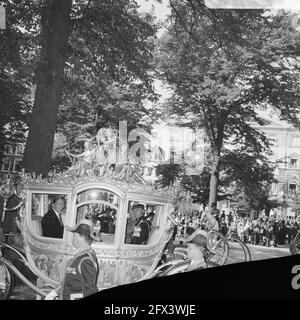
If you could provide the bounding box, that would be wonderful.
[41,197,66,238]
[126,204,151,245]
[97,207,115,234]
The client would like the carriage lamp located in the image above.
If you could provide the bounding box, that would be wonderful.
[90,191,98,199]
[0,176,23,222]
[0,177,15,222]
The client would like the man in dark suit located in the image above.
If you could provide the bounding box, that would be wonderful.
[130,204,150,245]
[41,197,65,238]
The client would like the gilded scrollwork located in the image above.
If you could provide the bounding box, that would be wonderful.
[34,253,67,287]
[19,168,184,202]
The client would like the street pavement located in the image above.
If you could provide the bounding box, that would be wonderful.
[8,243,291,300]
[225,241,290,265]
[247,243,290,261]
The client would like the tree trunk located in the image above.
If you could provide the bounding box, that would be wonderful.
[208,152,221,208]
[22,0,72,176]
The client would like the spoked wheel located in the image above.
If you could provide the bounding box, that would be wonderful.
[158,260,191,277]
[0,259,14,300]
[225,235,251,264]
[150,260,187,278]
[206,230,229,266]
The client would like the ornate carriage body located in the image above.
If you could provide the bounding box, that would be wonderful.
[5,167,178,294]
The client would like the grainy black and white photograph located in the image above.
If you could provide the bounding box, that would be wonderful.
[0,0,300,303]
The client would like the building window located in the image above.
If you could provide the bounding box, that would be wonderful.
[289,183,297,195]
[4,145,12,155]
[290,135,300,147]
[1,157,11,171]
[290,159,298,168]
[13,158,22,172]
[15,145,23,155]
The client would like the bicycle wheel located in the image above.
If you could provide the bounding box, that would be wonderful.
[0,259,14,300]
[207,230,229,266]
[226,235,251,263]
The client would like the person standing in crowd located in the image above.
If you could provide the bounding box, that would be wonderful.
[237,219,244,241]
[219,217,228,236]
[45,219,99,300]
[286,219,292,244]
[291,219,299,241]
[266,221,273,247]
[220,210,226,220]
[200,203,219,231]
[252,220,260,245]
[229,218,238,237]
[211,203,220,229]
[261,222,268,246]
[243,219,252,243]
[272,217,279,247]
[41,197,65,238]
[278,219,286,245]
[228,211,233,226]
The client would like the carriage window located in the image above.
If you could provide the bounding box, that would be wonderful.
[125,201,163,246]
[31,193,67,239]
[75,189,120,245]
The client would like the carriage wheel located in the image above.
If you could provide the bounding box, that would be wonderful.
[206,230,229,266]
[225,235,251,264]
[0,260,14,300]
[150,260,186,278]
[158,260,191,277]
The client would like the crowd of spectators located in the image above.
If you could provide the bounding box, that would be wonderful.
[174,209,300,247]
[229,214,300,247]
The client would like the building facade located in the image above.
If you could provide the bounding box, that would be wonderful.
[0,143,24,173]
[0,133,67,175]
[260,119,300,218]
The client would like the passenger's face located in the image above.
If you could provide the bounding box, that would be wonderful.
[133,208,143,219]
[72,232,81,248]
[53,199,64,213]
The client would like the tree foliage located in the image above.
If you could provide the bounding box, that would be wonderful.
[59,0,159,154]
[155,0,300,206]
[0,0,39,152]
[0,0,158,174]
[156,163,183,188]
